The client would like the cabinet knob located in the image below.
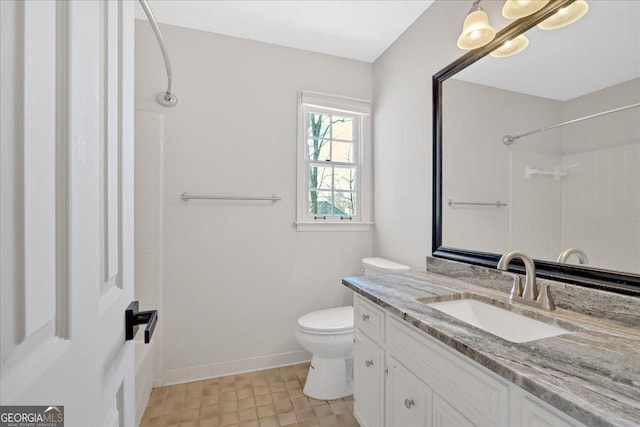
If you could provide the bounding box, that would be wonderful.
[362,314,370,321]
[365,360,374,368]
[404,399,415,409]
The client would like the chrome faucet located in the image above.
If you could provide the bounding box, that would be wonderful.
[557,248,588,265]
[497,250,555,311]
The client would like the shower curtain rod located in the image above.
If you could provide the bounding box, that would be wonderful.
[502,101,640,145]
[138,0,178,107]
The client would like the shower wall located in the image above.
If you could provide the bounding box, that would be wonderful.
[509,150,564,262]
[135,21,373,385]
[134,111,164,382]
[560,78,640,273]
[562,143,640,273]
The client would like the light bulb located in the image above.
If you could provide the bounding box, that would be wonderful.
[457,4,496,50]
[502,0,549,19]
[538,0,588,30]
[490,34,529,58]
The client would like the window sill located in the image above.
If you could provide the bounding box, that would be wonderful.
[295,221,373,232]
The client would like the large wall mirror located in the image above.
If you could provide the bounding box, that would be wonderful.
[433,0,640,295]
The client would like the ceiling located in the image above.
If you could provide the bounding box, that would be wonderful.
[134,0,435,63]
[135,1,640,100]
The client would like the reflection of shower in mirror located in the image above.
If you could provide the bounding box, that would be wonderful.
[524,166,567,181]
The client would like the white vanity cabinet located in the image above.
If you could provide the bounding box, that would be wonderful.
[354,295,387,427]
[353,293,586,427]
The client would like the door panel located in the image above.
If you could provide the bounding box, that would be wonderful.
[0,0,70,400]
[0,1,136,426]
[387,357,432,427]
[103,0,122,291]
[22,0,58,336]
[433,394,475,427]
[354,331,385,427]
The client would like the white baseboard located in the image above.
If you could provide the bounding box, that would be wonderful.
[153,376,163,388]
[161,350,311,386]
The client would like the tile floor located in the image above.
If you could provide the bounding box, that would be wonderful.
[140,362,359,427]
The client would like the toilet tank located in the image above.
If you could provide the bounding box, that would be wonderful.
[362,257,410,276]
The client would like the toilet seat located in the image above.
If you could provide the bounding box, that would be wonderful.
[297,306,353,335]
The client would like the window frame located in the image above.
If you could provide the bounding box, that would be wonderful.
[296,91,372,231]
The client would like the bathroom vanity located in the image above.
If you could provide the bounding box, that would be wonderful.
[343,266,640,427]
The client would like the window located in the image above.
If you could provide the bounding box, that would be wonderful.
[297,91,372,231]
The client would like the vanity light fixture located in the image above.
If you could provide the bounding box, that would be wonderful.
[490,34,529,58]
[502,0,549,20]
[538,0,589,30]
[457,0,496,50]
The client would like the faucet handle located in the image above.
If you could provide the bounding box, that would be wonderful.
[536,283,556,311]
[506,273,523,300]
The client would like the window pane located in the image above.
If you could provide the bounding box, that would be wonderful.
[309,190,333,215]
[308,165,332,189]
[335,191,355,216]
[334,167,356,191]
[307,138,330,161]
[332,141,354,163]
[307,113,331,139]
[332,116,353,140]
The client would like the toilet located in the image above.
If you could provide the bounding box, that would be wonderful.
[295,257,410,400]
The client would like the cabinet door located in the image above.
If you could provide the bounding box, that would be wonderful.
[519,394,586,427]
[354,293,386,344]
[354,331,385,427]
[387,357,432,427]
[433,394,475,427]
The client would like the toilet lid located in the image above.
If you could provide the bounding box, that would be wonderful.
[297,306,354,333]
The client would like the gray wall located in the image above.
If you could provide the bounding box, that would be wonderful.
[372,1,470,269]
[135,21,373,384]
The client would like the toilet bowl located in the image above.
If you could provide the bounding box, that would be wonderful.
[295,306,354,400]
[295,257,410,400]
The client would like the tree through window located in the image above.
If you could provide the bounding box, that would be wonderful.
[307,112,357,217]
[297,91,371,230]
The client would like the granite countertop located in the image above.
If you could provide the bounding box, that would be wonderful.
[342,271,640,427]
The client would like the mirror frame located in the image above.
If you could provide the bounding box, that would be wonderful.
[432,0,640,296]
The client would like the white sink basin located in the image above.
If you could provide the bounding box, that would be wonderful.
[428,299,569,343]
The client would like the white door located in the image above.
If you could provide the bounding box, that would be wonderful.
[1,1,137,426]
